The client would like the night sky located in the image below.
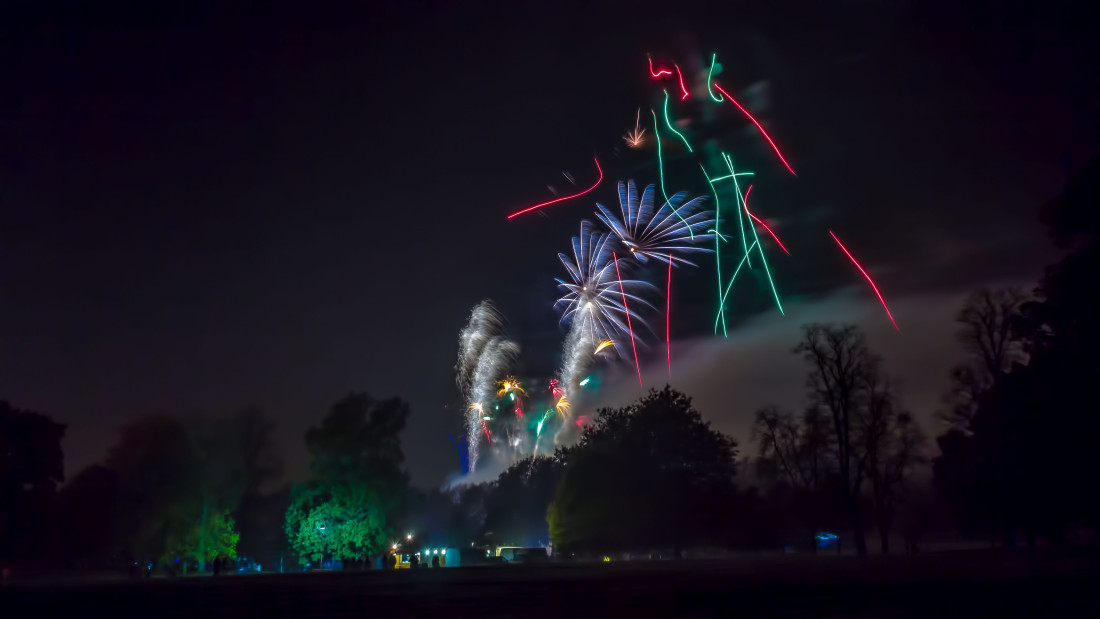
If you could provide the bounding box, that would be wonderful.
[3,2,1096,488]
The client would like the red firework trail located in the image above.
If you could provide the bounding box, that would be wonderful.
[829,230,900,332]
[712,83,796,176]
[747,210,790,255]
[648,56,672,77]
[742,186,790,255]
[613,251,644,387]
[674,65,689,100]
[507,158,604,220]
[666,253,673,375]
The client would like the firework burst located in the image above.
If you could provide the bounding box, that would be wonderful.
[596,181,715,266]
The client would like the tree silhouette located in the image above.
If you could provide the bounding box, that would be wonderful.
[547,386,738,556]
[0,401,66,567]
[935,157,1100,543]
[482,456,563,547]
[860,370,926,554]
[752,405,833,552]
[56,464,117,569]
[939,287,1026,430]
[106,415,203,565]
[795,324,876,556]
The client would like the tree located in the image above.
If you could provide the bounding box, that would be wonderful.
[191,407,283,569]
[483,456,564,547]
[284,484,386,564]
[285,393,411,565]
[795,324,876,556]
[859,370,926,554]
[164,508,240,570]
[940,287,1026,430]
[935,158,1100,543]
[547,387,738,556]
[752,405,833,552]
[56,464,118,569]
[106,415,203,564]
[0,401,66,567]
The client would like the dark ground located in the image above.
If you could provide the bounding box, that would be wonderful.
[3,550,1099,617]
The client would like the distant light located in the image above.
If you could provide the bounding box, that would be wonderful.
[392,544,397,550]
[407,534,413,540]
[579,376,591,386]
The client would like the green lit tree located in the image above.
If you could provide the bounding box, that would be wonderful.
[163,509,240,571]
[284,393,410,566]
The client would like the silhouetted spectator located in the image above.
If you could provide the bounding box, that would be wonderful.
[410,554,419,569]
[432,554,440,568]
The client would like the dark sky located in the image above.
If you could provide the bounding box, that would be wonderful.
[2,1,1096,488]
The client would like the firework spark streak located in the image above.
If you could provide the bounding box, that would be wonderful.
[623,108,646,148]
[829,230,900,332]
[666,252,673,375]
[734,178,784,315]
[662,90,693,153]
[713,239,760,331]
[595,180,715,266]
[650,110,693,234]
[674,65,689,100]
[507,158,604,219]
[614,251,643,387]
[707,52,724,102]
[712,83,796,176]
[746,209,790,255]
[648,56,672,77]
[721,153,751,266]
[699,164,728,337]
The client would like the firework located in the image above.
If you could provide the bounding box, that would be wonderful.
[829,230,900,332]
[507,158,604,220]
[623,108,646,148]
[712,82,796,176]
[594,181,715,266]
[467,336,519,470]
[555,220,655,358]
[456,301,519,472]
[456,300,505,393]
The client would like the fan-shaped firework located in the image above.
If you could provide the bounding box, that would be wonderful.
[595,180,715,266]
[555,221,655,397]
[555,220,655,347]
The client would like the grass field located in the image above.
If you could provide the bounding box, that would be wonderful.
[3,550,1099,617]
